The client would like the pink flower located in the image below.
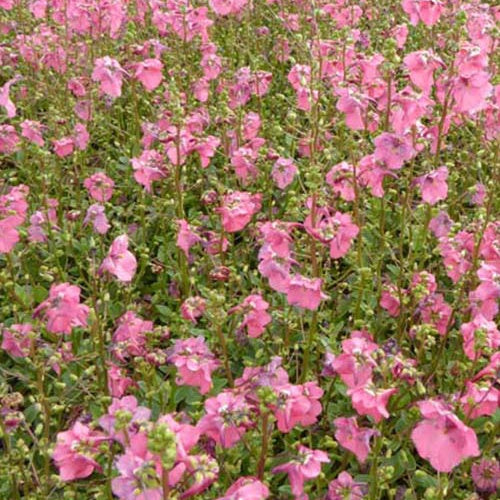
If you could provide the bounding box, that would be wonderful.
[272,445,329,498]
[99,396,151,443]
[416,166,448,205]
[53,137,75,158]
[131,149,168,192]
[348,383,397,423]
[273,382,323,433]
[334,417,379,463]
[219,476,270,500]
[218,192,262,233]
[0,124,20,154]
[209,0,248,16]
[272,158,297,189]
[402,0,444,27]
[452,72,493,114]
[460,381,499,419]
[460,314,500,361]
[1,323,32,358]
[471,459,500,493]
[230,294,271,338]
[380,284,401,317]
[404,51,443,92]
[112,311,152,360]
[92,56,124,98]
[135,59,163,91]
[327,471,367,500]
[327,331,378,389]
[326,162,356,201]
[0,77,18,118]
[176,219,201,258]
[84,204,110,234]
[411,399,480,472]
[33,283,89,335]
[107,363,135,398]
[167,337,220,394]
[418,293,452,335]
[20,120,44,146]
[83,172,115,202]
[52,422,106,481]
[374,133,415,169]
[181,296,206,323]
[198,390,253,448]
[286,274,328,311]
[99,235,137,283]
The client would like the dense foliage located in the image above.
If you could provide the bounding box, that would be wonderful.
[0,0,499,498]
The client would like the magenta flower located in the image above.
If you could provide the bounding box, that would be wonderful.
[83,172,115,202]
[334,417,379,463]
[99,235,137,283]
[272,445,329,498]
[52,422,106,481]
[33,283,89,335]
[411,399,480,472]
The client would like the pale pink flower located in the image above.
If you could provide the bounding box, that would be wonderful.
[327,471,367,500]
[84,204,110,234]
[411,399,480,472]
[416,166,448,205]
[334,417,379,463]
[99,235,137,283]
[218,477,270,500]
[181,296,206,323]
[83,172,115,202]
[20,120,44,146]
[135,58,163,91]
[92,56,124,98]
[460,381,499,419]
[53,137,75,158]
[176,219,201,258]
[230,294,271,338]
[1,323,32,358]
[373,133,415,170]
[131,149,168,192]
[272,158,298,189]
[53,422,106,481]
[348,384,397,423]
[286,274,328,311]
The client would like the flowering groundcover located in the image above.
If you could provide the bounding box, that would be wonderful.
[0,0,499,498]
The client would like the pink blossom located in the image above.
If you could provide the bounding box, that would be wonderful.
[1,323,32,358]
[272,158,298,189]
[404,51,443,92]
[53,422,106,481]
[471,459,500,493]
[334,417,379,463]
[73,123,89,151]
[286,274,328,311]
[167,337,220,394]
[326,162,356,201]
[416,166,448,205]
[230,294,272,338]
[209,0,248,16]
[135,58,163,91]
[107,363,135,398]
[418,293,452,335]
[273,382,323,433]
[99,235,137,283]
[92,56,124,98]
[0,124,20,154]
[272,445,329,498]
[0,77,18,118]
[53,137,75,157]
[452,72,493,114]
[83,172,115,202]
[20,120,44,146]
[219,477,270,500]
[373,133,415,170]
[402,0,444,26]
[460,314,500,361]
[349,383,397,422]
[112,311,152,360]
[33,283,89,335]
[198,390,253,448]
[131,149,168,192]
[380,284,401,317]
[327,471,367,500]
[218,192,262,233]
[411,399,480,472]
[176,219,201,258]
[460,381,499,419]
[181,296,207,323]
[84,204,110,234]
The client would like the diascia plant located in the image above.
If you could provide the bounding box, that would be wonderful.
[0,0,498,498]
